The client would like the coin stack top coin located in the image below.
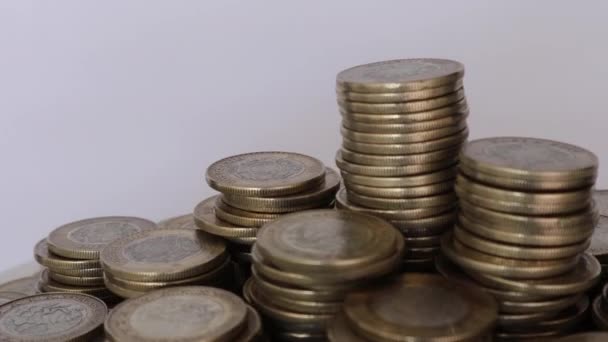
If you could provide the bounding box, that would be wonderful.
[328,273,497,341]
[105,286,262,342]
[100,229,232,298]
[440,137,599,340]
[335,58,469,272]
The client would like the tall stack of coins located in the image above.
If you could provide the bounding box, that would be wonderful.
[0,293,107,341]
[335,59,469,271]
[327,273,498,341]
[592,283,608,330]
[101,229,232,298]
[105,286,263,341]
[196,152,339,282]
[440,137,600,339]
[245,210,404,341]
[34,216,157,304]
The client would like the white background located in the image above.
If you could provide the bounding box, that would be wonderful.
[1,1,607,273]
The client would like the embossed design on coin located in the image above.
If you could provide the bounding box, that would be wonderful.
[123,235,201,263]
[68,221,139,245]
[230,157,305,182]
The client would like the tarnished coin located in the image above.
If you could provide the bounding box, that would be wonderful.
[337,80,463,103]
[556,332,608,342]
[34,239,101,270]
[341,168,457,188]
[594,190,608,217]
[340,120,466,144]
[460,137,598,189]
[105,286,248,342]
[342,128,468,155]
[336,150,457,177]
[589,216,608,263]
[336,58,464,93]
[347,190,456,210]
[339,146,461,166]
[256,209,399,273]
[0,291,27,305]
[345,180,454,198]
[341,99,468,124]
[221,168,339,213]
[47,216,157,260]
[193,195,259,237]
[343,273,497,342]
[100,228,227,281]
[157,214,197,230]
[206,152,326,197]
[0,293,106,341]
[342,113,467,134]
[0,275,39,295]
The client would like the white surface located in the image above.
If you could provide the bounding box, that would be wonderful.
[1,1,607,272]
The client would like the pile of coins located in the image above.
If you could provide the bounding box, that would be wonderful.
[195,152,339,282]
[592,283,608,329]
[34,216,157,304]
[0,292,107,340]
[334,59,470,271]
[101,228,232,298]
[440,137,600,340]
[244,210,403,341]
[105,286,262,341]
[327,273,498,341]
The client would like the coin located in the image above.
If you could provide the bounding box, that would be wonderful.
[497,310,562,328]
[502,296,588,333]
[206,152,326,197]
[345,180,454,198]
[588,216,608,263]
[338,89,465,114]
[105,286,248,342]
[0,293,106,341]
[327,312,369,342]
[193,195,260,237]
[460,137,598,188]
[594,190,608,217]
[38,269,113,297]
[336,59,464,93]
[256,209,399,273]
[221,168,339,213]
[343,273,497,342]
[49,267,104,277]
[251,279,341,314]
[100,228,227,281]
[340,120,466,144]
[34,239,101,270]
[47,216,158,260]
[102,276,146,299]
[341,168,457,188]
[341,99,469,123]
[556,333,608,341]
[0,291,27,305]
[157,214,197,230]
[347,190,456,210]
[337,79,463,103]
[0,275,39,295]
[454,225,590,260]
[336,151,457,177]
[251,268,345,302]
[498,294,581,314]
[48,271,104,286]
[339,146,461,167]
[442,234,579,279]
[342,113,467,134]
[342,128,468,155]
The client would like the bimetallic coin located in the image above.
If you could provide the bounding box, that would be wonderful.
[342,113,467,134]
[35,239,101,270]
[336,151,457,177]
[340,120,466,144]
[193,195,259,238]
[221,168,339,214]
[256,210,399,273]
[105,286,248,342]
[157,214,197,230]
[48,271,104,286]
[347,190,456,210]
[0,292,27,305]
[336,58,464,93]
[0,293,106,341]
[47,216,157,260]
[100,229,227,282]
[341,100,469,124]
[595,190,608,217]
[339,146,461,166]
[337,80,463,103]
[0,275,39,295]
[342,128,468,155]
[343,273,497,342]
[206,152,326,197]
[588,216,608,263]
[345,180,454,198]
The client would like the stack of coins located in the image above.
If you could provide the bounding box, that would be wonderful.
[196,152,339,282]
[35,216,157,304]
[592,283,608,329]
[0,293,107,340]
[244,209,404,341]
[591,190,608,282]
[101,228,232,298]
[440,137,600,340]
[327,273,498,341]
[335,59,469,271]
[105,286,263,341]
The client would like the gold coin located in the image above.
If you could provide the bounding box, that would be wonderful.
[342,128,468,155]
[403,235,441,248]
[221,168,339,213]
[498,294,581,315]
[345,180,454,198]
[338,89,465,114]
[454,225,591,260]
[342,113,467,134]
[0,293,107,341]
[327,312,369,342]
[442,234,579,279]
[337,81,463,104]
[100,228,227,282]
[347,190,456,210]
[47,216,157,260]
[557,333,608,342]
[105,286,248,342]
[341,168,457,188]
[0,291,27,305]
[206,152,326,197]
[103,276,145,299]
[251,279,341,314]
[48,271,104,286]
[341,99,469,123]
[157,214,197,230]
[39,269,113,297]
[469,253,600,296]
[594,190,608,217]
[336,151,457,177]
[34,239,101,270]
[341,120,466,144]
[251,268,345,302]
[339,147,461,168]
[343,273,497,342]
[256,209,399,273]
[460,137,598,188]
[336,58,464,93]
[193,195,259,237]
[0,275,39,295]
[336,187,455,220]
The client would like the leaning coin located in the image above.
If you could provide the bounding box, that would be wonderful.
[336,151,457,177]
[0,293,107,341]
[342,128,468,155]
[193,195,260,237]
[337,80,463,103]
[157,214,197,230]
[340,120,466,144]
